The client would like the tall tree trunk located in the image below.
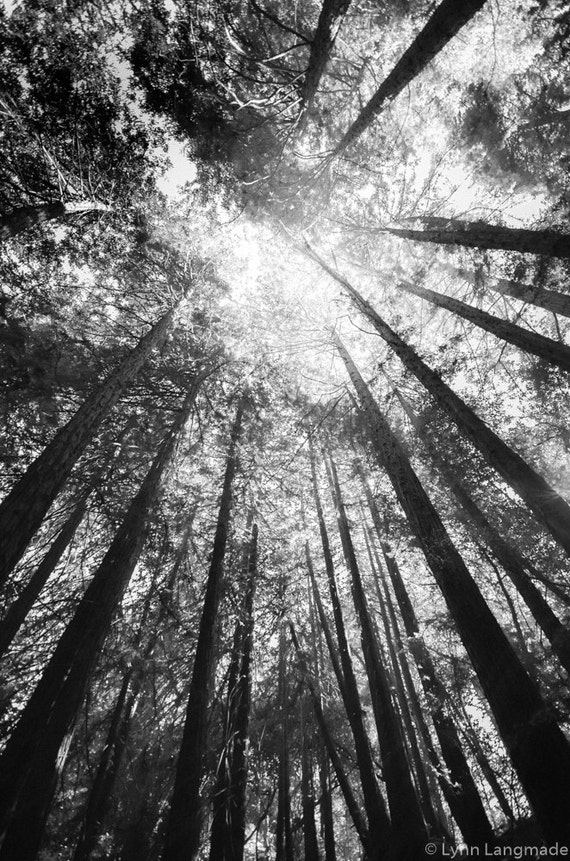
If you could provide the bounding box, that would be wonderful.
[336,338,570,844]
[289,623,370,852]
[275,623,295,861]
[73,671,134,861]
[398,277,570,374]
[0,299,183,583]
[73,527,192,861]
[299,0,351,113]
[451,264,570,320]
[386,217,570,259]
[308,248,570,557]
[0,200,109,242]
[209,520,258,861]
[333,0,487,155]
[318,749,336,861]
[307,562,336,861]
[0,493,87,658]
[0,417,138,657]
[308,442,391,853]
[397,392,570,671]
[163,396,247,861]
[325,451,427,849]
[226,524,257,861]
[0,383,200,861]
[360,521,445,840]
[357,470,494,844]
[396,391,570,607]
[305,544,346,696]
[452,700,515,824]
[300,696,320,861]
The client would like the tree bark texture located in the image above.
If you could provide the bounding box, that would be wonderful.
[300,0,352,112]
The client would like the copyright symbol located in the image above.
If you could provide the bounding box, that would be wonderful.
[425,843,437,856]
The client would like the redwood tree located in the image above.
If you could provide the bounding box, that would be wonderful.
[335,335,570,844]
[163,395,248,861]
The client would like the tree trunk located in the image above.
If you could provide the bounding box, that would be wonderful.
[73,671,134,861]
[396,391,570,608]
[300,0,351,113]
[0,299,183,583]
[387,217,570,258]
[163,396,247,861]
[452,699,515,824]
[276,623,295,861]
[0,494,87,658]
[309,249,570,557]
[305,544,346,696]
[0,417,138,657]
[334,0,487,155]
[307,558,336,861]
[318,747,336,861]
[336,338,570,845]
[326,451,427,849]
[300,696,320,861]
[73,529,192,861]
[361,521,446,840]
[209,521,258,861]
[398,277,570,374]
[0,384,200,861]
[289,623,370,852]
[452,265,570,321]
[0,201,110,242]
[397,392,570,672]
[308,441,391,852]
[356,463,494,844]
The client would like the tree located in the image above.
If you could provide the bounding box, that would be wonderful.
[397,392,570,673]
[333,0,487,156]
[335,334,570,844]
[299,0,352,117]
[450,264,570,321]
[386,217,570,259]
[397,277,570,375]
[308,439,391,856]
[163,395,248,861]
[307,249,570,559]
[0,298,184,583]
[289,622,370,851]
[0,201,109,243]
[209,521,258,861]
[355,460,495,846]
[326,450,428,849]
[0,380,202,861]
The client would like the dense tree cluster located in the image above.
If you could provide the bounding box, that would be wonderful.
[1,0,570,859]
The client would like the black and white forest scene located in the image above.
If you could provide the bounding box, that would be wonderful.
[1,0,570,858]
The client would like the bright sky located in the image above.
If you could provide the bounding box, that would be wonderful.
[156,140,198,198]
